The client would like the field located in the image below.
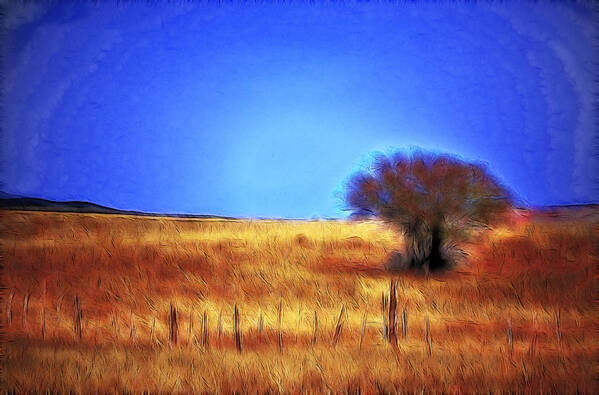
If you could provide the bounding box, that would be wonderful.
[1,209,597,393]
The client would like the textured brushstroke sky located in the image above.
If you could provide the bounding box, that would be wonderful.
[2,1,597,217]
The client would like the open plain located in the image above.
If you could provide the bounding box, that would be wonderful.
[1,209,597,393]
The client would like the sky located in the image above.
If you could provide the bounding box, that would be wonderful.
[2,1,597,218]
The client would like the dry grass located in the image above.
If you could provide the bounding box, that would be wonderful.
[1,210,597,393]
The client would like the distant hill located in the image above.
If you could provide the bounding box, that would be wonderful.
[510,204,599,223]
[1,192,597,222]
[0,192,235,219]
[536,204,599,222]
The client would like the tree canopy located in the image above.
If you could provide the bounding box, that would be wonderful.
[345,151,513,271]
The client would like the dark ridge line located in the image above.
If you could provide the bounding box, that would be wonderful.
[0,196,341,221]
[1,193,597,221]
[0,196,235,220]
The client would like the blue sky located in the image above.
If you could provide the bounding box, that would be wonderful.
[2,1,597,217]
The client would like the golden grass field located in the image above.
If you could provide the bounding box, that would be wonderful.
[1,209,597,393]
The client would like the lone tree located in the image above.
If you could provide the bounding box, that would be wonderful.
[345,151,512,272]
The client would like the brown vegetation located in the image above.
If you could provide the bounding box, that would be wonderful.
[1,209,596,392]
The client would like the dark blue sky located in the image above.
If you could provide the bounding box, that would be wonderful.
[2,1,597,218]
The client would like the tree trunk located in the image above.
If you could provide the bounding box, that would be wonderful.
[428,224,445,271]
[404,222,446,271]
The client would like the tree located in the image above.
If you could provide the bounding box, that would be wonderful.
[345,150,513,272]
